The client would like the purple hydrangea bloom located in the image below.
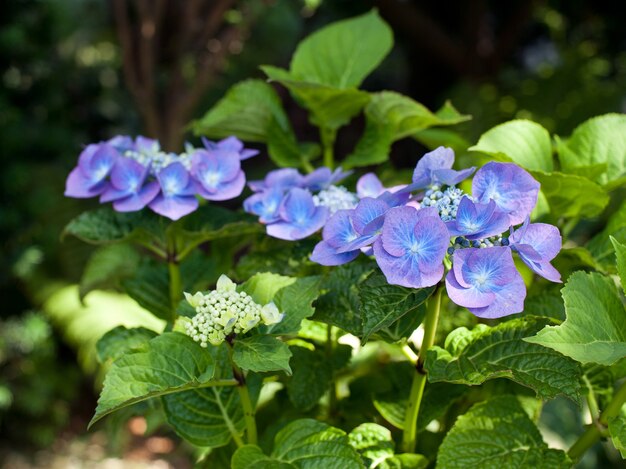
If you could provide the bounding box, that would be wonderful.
[373,206,449,288]
[149,162,199,220]
[247,168,304,192]
[243,188,284,224]
[445,246,525,318]
[65,143,118,198]
[357,173,385,199]
[302,167,352,191]
[99,157,160,211]
[191,149,245,201]
[405,146,475,191]
[266,188,328,241]
[509,219,562,282]
[472,162,540,226]
[445,197,511,240]
[202,136,259,160]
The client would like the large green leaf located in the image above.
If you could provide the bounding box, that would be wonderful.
[348,423,428,469]
[587,200,626,270]
[91,332,227,426]
[427,317,582,401]
[63,206,163,246]
[96,326,157,363]
[525,272,626,366]
[437,396,571,469]
[530,170,609,218]
[612,237,626,295]
[359,272,434,341]
[286,346,334,411]
[241,272,296,305]
[266,118,321,168]
[79,243,140,299]
[192,79,289,142]
[558,113,626,185]
[343,93,470,168]
[121,263,171,321]
[232,419,363,469]
[263,66,370,130]
[233,336,292,374]
[290,10,392,88]
[469,119,553,172]
[269,276,321,335]
[609,405,626,458]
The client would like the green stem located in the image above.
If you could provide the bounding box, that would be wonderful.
[562,216,581,239]
[326,325,338,418]
[228,343,258,445]
[401,286,443,453]
[168,259,181,324]
[321,127,337,169]
[568,380,626,462]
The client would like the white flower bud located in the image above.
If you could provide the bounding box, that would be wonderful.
[184,291,204,308]
[216,274,237,292]
[261,302,284,325]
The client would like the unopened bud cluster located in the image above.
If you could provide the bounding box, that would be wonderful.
[183,275,284,347]
[447,235,509,255]
[420,185,467,222]
[313,185,359,214]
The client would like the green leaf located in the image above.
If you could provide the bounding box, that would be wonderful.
[90,332,224,427]
[96,326,157,363]
[469,119,553,172]
[192,79,289,142]
[232,445,296,469]
[359,271,434,341]
[286,346,333,411]
[266,118,321,168]
[530,170,609,218]
[314,261,375,335]
[63,206,163,246]
[558,113,626,185]
[348,423,428,469]
[587,200,626,270]
[374,304,426,343]
[122,262,171,321]
[611,236,626,294]
[525,272,626,366]
[233,336,292,374]
[343,92,470,168]
[426,317,582,401]
[269,276,321,335]
[79,244,140,299]
[437,396,571,469]
[290,10,393,88]
[608,405,626,458]
[263,66,370,130]
[241,272,296,306]
[413,128,472,154]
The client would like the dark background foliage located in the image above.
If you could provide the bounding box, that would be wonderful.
[1,0,624,465]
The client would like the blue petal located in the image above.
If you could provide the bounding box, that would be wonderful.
[157,163,195,197]
[310,241,359,266]
[352,198,389,233]
[149,193,198,220]
[357,173,384,198]
[278,188,316,225]
[112,181,160,212]
[380,206,419,257]
[373,238,444,288]
[321,209,358,249]
[267,205,328,240]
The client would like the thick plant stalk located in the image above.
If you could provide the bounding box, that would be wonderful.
[402,286,443,453]
[227,342,258,445]
[568,380,626,461]
[168,259,181,323]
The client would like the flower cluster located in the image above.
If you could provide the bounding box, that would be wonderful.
[311,147,562,318]
[183,275,283,347]
[65,135,257,220]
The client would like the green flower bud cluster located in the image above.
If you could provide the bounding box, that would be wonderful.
[183,275,284,347]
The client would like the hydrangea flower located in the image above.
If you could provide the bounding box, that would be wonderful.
[266,188,329,241]
[65,134,255,220]
[373,206,449,288]
[445,247,525,318]
[509,219,562,282]
[183,274,283,347]
[445,197,511,240]
[401,146,475,193]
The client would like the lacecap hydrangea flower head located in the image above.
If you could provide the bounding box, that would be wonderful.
[243,166,408,241]
[311,147,562,319]
[64,135,257,220]
[183,274,284,347]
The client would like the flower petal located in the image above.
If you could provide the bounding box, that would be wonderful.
[310,241,359,266]
[445,268,495,308]
[65,167,106,198]
[322,209,358,249]
[352,197,389,234]
[380,206,419,257]
[112,181,160,212]
[149,194,198,220]
[357,173,384,198]
[198,171,246,201]
[267,205,328,240]
[468,273,526,318]
[510,222,561,261]
[278,187,316,224]
[374,238,444,288]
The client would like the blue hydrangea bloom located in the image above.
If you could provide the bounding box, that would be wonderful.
[248,168,304,192]
[445,246,525,318]
[243,188,284,224]
[509,219,562,282]
[65,143,118,198]
[201,136,259,160]
[303,167,352,191]
[191,149,245,201]
[149,162,199,220]
[472,162,540,225]
[373,206,449,288]
[99,156,160,211]
[402,147,475,192]
[445,197,511,240]
[266,188,329,241]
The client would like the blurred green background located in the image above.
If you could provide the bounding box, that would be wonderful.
[1,0,624,466]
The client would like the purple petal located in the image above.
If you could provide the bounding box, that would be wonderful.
[198,171,246,201]
[336,233,379,253]
[525,260,562,283]
[149,194,198,220]
[243,189,284,223]
[510,223,561,261]
[278,187,316,224]
[322,209,358,249]
[472,162,540,226]
[468,274,526,318]
[380,206,420,257]
[191,149,241,193]
[157,163,195,197]
[310,241,359,266]
[216,136,244,153]
[302,167,333,191]
[112,181,160,212]
[412,146,455,187]
[267,205,328,240]
[65,167,107,198]
[239,149,259,160]
[431,167,475,186]
[411,216,450,273]
[445,268,495,308]
[135,136,160,154]
[78,144,118,183]
[352,198,389,234]
[357,173,384,198]
[463,247,516,288]
[110,157,149,192]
